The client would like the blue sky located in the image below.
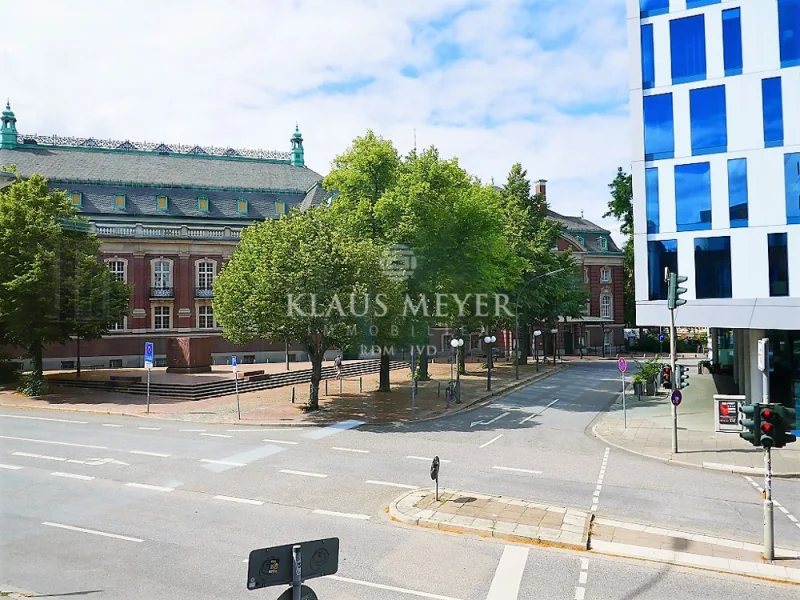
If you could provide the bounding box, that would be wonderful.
[2,0,631,240]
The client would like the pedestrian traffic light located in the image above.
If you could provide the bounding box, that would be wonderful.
[739,403,760,446]
[662,365,672,389]
[668,273,688,309]
[677,364,690,389]
[760,404,776,448]
[773,405,797,448]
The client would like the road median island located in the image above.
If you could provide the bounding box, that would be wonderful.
[388,488,591,551]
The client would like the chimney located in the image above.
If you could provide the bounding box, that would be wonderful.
[535,179,547,200]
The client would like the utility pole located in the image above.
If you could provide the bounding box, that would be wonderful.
[758,337,774,561]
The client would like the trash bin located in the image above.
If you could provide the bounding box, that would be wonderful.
[697,361,703,374]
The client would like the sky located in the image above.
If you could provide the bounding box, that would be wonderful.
[2,0,631,242]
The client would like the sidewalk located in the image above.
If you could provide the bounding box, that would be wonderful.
[389,488,800,584]
[593,366,800,477]
[0,361,566,426]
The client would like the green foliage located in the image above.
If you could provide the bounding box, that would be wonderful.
[0,171,131,392]
[635,355,664,382]
[0,354,22,384]
[17,373,48,396]
[605,167,635,325]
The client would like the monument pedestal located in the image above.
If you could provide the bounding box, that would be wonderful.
[165,337,213,373]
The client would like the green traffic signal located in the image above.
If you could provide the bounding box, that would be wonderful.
[739,403,760,446]
[760,405,776,448]
[668,273,688,310]
[678,364,690,389]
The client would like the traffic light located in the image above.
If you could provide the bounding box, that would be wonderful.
[773,405,797,448]
[668,273,688,309]
[662,365,672,389]
[739,403,760,446]
[760,405,776,448]
[677,364,690,389]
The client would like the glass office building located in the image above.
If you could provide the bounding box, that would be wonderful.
[629,0,800,428]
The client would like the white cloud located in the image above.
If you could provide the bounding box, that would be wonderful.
[2,0,631,241]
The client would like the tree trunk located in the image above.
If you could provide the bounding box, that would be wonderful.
[307,350,323,411]
[379,350,391,392]
[418,346,430,380]
[458,346,465,375]
[76,336,81,379]
[31,342,43,382]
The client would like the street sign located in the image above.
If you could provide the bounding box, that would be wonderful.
[757,338,766,372]
[276,585,317,600]
[671,389,682,406]
[247,538,338,591]
[231,355,238,373]
[144,342,154,370]
[430,456,440,481]
[658,333,665,342]
[618,357,627,373]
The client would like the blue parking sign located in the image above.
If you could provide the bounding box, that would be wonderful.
[231,355,237,367]
[144,342,154,369]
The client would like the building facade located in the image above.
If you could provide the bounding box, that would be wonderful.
[0,103,327,369]
[629,0,800,426]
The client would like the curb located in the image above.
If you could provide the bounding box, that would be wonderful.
[591,423,800,479]
[387,488,590,551]
[590,539,800,585]
[389,364,570,427]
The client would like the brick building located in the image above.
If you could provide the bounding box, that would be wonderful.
[0,103,326,369]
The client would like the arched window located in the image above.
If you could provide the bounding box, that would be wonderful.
[600,287,612,318]
[600,266,611,282]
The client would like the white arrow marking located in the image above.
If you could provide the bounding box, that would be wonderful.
[519,399,560,424]
[471,411,511,428]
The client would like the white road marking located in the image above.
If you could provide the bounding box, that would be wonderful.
[743,475,800,526]
[486,545,529,600]
[591,448,610,512]
[303,419,364,440]
[279,469,328,478]
[365,480,418,489]
[779,506,790,514]
[789,515,799,523]
[66,459,86,464]
[332,447,369,453]
[312,509,370,520]
[470,411,510,428]
[200,433,232,438]
[214,495,264,506]
[13,451,66,462]
[51,472,94,481]
[579,571,587,584]
[479,434,503,449]
[200,458,246,467]
[407,456,451,463]
[102,424,123,428]
[125,482,175,492]
[492,466,542,474]
[86,457,130,466]
[519,399,560,424]
[138,427,161,431]
[42,522,142,543]
[130,450,171,457]
[0,435,107,449]
[575,587,585,600]
[0,463,23,470]
[0,414,87,424]
[327,575,461,600]
[262,439,298,445]
[179,429,206,432]
[226,428,284,432]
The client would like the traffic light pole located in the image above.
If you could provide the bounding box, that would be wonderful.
[669,306,678,454]
[764,446,774,561]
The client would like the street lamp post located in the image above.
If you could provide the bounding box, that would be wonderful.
[514,268,566,380]
[551,328,559,363]
[450,337,464,403]
[533,330,542,371]
[483,334,496,391]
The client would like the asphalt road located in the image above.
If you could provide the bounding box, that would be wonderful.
[2,362,799,599]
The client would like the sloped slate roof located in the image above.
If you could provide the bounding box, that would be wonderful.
[0,146,322,192]
[547,209,621,253]
[66,183,303,220]
[299,181,331,210]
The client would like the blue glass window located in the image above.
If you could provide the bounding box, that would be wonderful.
[778,0,800,68]
[675,163,712,231]
[768,233,789,297]
[648,240,678,300]
[722,8,743,76]
[641,25,655,90]
[670,15,707,85]
[640,0,669,18]
[762,77,784,148]
[689,85,727,156]
[646,167,660,234]
[687,0,719,7]
[694,237,732,299]
[727,159,748,228]
[786,153,800,225]
[644,94,675,161]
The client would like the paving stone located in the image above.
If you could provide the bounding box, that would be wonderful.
[471,518,494,530]
[449,515,476,527]
[513,524,540,538]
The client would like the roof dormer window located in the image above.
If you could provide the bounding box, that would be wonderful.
[576,235,584,247]
[114,193,126,210]
[237,198,248,215]
[599,237,608,251]
[70,191,82,207]
[156,194,169,211]
[197,195,210,213]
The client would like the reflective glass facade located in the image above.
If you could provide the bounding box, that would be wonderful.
[727,158,748,228]
[722,8,743,76]
[778,0,800,68]
[641,24,655,89]
[689,85,727,155]
[786,153,800,225]
[645,167,659,234]
[643,94,674,160]
[768,233,789,297]
[762,77,785,148]
[670,15,707,84]
[675,162,712,231]
[647,239,677,300]
[694,236,732,299]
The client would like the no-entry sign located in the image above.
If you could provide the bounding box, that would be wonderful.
[618,357,627,373]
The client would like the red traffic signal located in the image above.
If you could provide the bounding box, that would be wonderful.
[760,406,776,447]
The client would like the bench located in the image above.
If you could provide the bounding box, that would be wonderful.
[110,375,142,383]
[242,369,265,378]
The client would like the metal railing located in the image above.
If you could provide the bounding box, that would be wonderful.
[149,287,174,298]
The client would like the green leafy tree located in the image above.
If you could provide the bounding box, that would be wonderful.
[213,207,394,411]
[0,170,130,393]
[604,167,635,326]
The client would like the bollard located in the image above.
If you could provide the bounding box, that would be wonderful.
[339,378,343,394]
[325,379,328,395]
[359,377,363,393]
[438,382,441,398]
[291,387,295,403]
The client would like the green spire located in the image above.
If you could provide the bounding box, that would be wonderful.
[290,123,304,166]
[1,100,18,149]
